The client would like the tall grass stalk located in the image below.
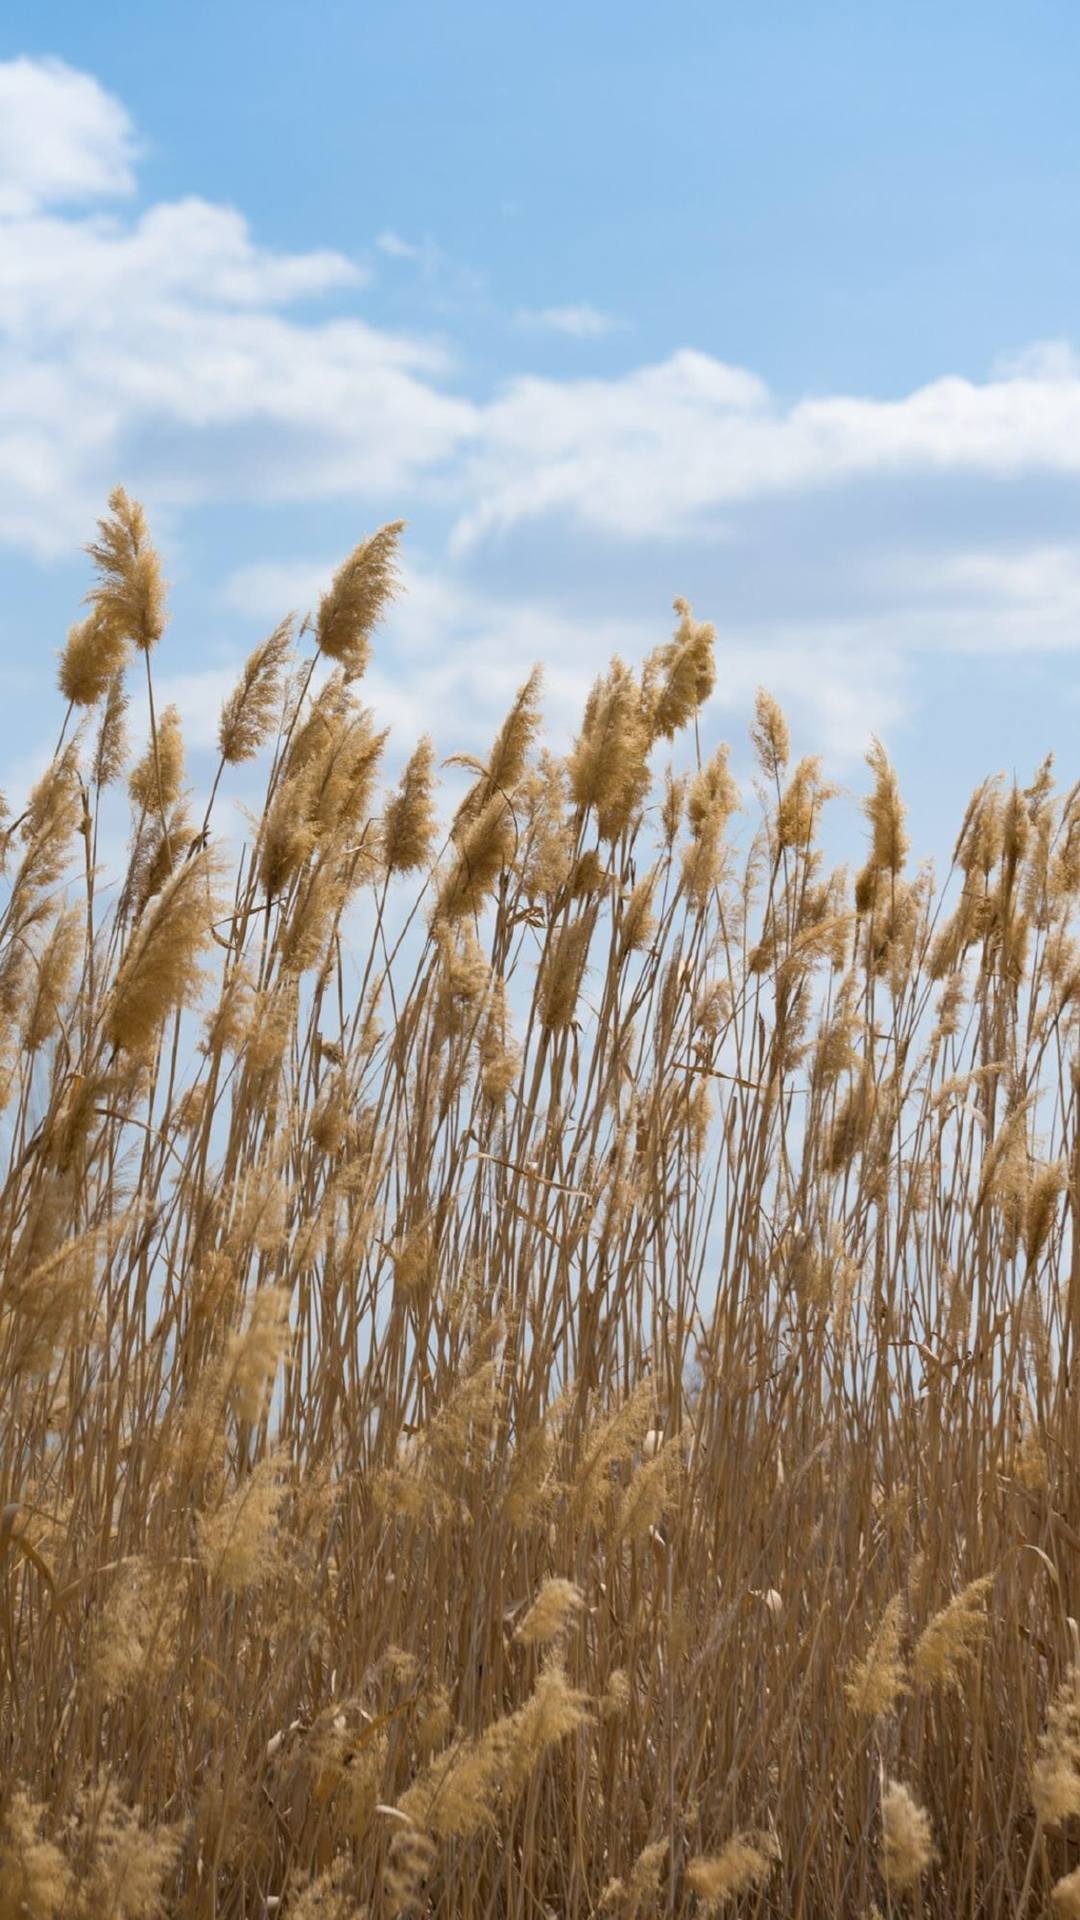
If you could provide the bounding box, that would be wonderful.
[3,492,1080,1917]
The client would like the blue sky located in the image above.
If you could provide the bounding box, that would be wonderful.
[2,3,1080,859]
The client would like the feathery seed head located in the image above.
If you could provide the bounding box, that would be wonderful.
[515,1577,585,1646]
[777,757,834,852]
[845,1595,908,1717]
[58,613,129,708]
[880,1779,936,1891]
[129,704,184,814]
[642,598,716,742]
[1033,1665,1080,1828]
[225,1284,292,1424]
[93,672,130,788]
[683,747,738,907]
[568,658,651,841]
[85,487,166,652]
[383,735,438,875]
[197,1453,287,1592]
[453,668,543,840]
[316,521,404,675]
[685,1832,778,1909]
[539,910,595,1032]
[217,618,293,765]
[22,908,82,1053]
[0,1791,72,1920]
[912,1576,993,1692]
[751,688,791,780]
[863,738,908,878]
[435,793,515,921]
[661,768,686,848]
[1053,1867,1080,1917]
[619,868,659,955]
[105,845,221,1054]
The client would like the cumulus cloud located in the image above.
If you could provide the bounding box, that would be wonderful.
[0,60,476,556]
[0,56,138,216]
[454,351,1080,547]
[6,55,1080,784]
[5,53,1080,576]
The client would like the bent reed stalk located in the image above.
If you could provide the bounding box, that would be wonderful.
[4,489,1080,1916]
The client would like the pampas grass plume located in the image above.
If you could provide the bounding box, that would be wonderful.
[85,487,167,653]
[685,1832,778,1908]
[515,1577,585,1646]
[105,845,220,1053]
[316,520,404,675]
[880,1779,936,1891]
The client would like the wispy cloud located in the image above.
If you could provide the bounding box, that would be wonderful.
[990,338,1080,383]
[221,556,603,749]
[376,230,423,260]
[218,552,907,765]
[374,230,457,283]
[515,303,617,338]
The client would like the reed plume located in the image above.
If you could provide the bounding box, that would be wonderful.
[316,520,404,674]
[4,489,1080,1918]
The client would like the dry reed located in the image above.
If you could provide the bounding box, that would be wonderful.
[3,496,1080,1916]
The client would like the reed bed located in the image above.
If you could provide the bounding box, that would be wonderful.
[3,490,1080,1917]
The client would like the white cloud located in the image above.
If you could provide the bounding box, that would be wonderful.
[0,56,137,216]
[154,664,239,752]
[0,60,477,557]
[515,303,617,338]
[217,552,905,767]
[222,560,330,624]
[699,625,908,762]
[223,555,486,658]
[928,544,1080,611]
[376,231,422,260]
[374,231,453,282]
[877,544,1080,656]
[991,338,1080,383]
[0,200,365,344]
[7,54,1080,787]
[7,53,1080,577]
[454,350,1080,547]
[222,556,603,749]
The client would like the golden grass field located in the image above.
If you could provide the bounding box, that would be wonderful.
[3,490,1080,1916]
